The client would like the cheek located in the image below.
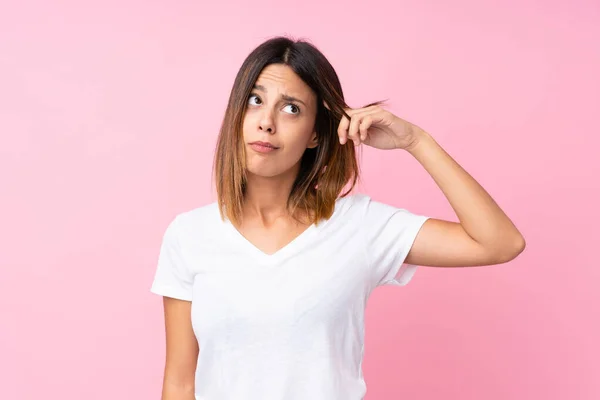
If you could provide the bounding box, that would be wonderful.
[283,119,315,146]
[285,136,310,157]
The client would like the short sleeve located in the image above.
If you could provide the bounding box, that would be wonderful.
[150,215,195,301]
[363,196,429,287]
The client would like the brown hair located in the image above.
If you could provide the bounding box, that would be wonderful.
[213,36,383,226]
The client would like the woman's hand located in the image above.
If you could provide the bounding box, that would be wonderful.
[337,104,425,151]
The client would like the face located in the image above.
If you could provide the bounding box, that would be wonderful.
[242,64,318,179]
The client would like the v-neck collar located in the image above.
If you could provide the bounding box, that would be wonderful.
[221,196,348,264]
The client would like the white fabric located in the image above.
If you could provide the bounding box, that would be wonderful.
[150,193,429,400]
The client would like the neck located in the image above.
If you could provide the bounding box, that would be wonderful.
[243,166,299,223]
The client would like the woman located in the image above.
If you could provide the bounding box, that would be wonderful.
[150,36,525,400]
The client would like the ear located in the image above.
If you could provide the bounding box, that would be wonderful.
[307,131,319,149]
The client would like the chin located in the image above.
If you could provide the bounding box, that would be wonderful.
[245,163,283,179]
[245,158,299,179]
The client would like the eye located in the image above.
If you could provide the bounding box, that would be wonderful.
[283,104,300,115]
[248,94,262,106]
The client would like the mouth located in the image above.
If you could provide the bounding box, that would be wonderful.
[249,141,280,153]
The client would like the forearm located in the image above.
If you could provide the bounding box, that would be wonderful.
[406,128,525,250]
[162,381,195,400]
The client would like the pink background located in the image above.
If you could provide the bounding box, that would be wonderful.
[1,0,598,399]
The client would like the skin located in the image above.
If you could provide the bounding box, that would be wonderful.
[160,63,526,397]
[159,65,321,399]
[238,63,526,265]
[336,105,526,267]
[235,64,321,255]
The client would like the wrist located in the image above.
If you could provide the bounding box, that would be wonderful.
[403,126,432,154]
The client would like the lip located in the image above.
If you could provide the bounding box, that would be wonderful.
[249,141,279,153]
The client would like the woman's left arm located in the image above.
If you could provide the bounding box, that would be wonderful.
[339,105,526,267]
[403,128,526,267]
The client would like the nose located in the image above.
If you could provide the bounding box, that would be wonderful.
[259,112,275,134]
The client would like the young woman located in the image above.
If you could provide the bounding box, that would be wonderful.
[150,36,525,400]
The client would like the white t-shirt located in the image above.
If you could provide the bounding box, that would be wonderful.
[150,193,429,400]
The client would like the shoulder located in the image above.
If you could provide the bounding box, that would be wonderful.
[340,192,425,225]
[339,192,370,208]
[327,192,372,225]
[337,192,376,214]
[168,201,222,240]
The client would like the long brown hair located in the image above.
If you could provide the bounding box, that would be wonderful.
[213,36,382,226]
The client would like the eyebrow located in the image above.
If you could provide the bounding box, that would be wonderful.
[253,84,307,107]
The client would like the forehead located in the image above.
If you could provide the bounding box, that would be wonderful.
[255,64,315,101]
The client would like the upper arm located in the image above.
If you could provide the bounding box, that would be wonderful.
[162,296,198,391]
[405,218,525,267]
